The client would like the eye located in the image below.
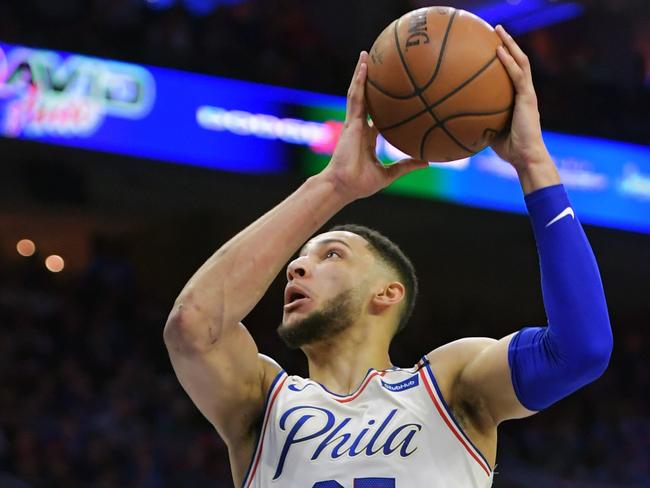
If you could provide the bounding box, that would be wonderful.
[325,249,341,259]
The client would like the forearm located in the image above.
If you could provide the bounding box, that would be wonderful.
[167,173,350,345]
[530,186,612,357]
[508,184,613,410]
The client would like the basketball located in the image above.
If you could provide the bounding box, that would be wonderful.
[366,6,514,162]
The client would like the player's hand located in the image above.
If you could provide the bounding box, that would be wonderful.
[320,51,428,202]
[491,25,552,171]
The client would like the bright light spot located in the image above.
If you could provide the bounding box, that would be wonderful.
[428,157,471,170]
[16,239,36,257]
[507,0,521,4]
[45,255,65,273]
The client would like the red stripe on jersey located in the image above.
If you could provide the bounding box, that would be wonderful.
[334,370,385,403]
[244,374,288,488]
[418,368,491,476]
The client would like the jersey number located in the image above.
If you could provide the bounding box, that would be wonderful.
[313,478,395,488]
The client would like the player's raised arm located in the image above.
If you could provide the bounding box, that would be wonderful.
[456,25,613,424]
[163,52,427,445]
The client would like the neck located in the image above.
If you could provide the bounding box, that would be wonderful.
[304,326,393,396]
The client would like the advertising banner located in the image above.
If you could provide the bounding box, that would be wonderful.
[1,41,649,233]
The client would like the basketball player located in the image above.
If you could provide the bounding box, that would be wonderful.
[164,26,612,487]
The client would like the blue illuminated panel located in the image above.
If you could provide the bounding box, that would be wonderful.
[472,0,584,35]
[1,41,649,234]
[442,136,650,234]
[0,41,340,174]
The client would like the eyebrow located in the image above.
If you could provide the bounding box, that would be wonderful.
[299,238,352,257]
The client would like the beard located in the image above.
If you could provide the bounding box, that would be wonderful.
[277,288,361,349]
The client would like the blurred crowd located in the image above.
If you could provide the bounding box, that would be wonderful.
[0,240,648,487]
[0,0,648,144]
[0,248,235,487]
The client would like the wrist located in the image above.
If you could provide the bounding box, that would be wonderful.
[314,167,360,206]
[516,153,561,195]
[309,171,357,208]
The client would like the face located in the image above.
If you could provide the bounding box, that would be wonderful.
[277,231,377,349]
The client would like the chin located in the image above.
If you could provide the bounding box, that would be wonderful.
[282,308,313,326]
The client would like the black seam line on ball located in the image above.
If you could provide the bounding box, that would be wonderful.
[366,76,416,100]
[394,16,471,157]
[418,105,513,158]
[378,55,500,132]
[419,8,457,94]
[377,104,513,132]
[366,8,457,100]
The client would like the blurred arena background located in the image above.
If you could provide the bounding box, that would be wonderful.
[0,0,648,486]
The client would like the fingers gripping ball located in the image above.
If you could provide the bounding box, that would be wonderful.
[366,6,514,162]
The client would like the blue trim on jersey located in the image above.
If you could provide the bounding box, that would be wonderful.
[240,368,286,488]
[421,356,493,472]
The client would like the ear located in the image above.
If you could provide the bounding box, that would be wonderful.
[370,281,406,313]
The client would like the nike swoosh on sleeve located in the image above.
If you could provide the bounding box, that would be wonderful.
[545,207,575,228]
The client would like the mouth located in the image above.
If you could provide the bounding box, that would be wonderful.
[284,286,312,312]
[283,297,311,312]
[284,284,310,304]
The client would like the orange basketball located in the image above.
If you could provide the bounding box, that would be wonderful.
[366,6,514,162]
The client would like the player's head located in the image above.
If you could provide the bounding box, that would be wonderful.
[277,224,418,349]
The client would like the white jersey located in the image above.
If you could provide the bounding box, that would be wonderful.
[241,356,493,488]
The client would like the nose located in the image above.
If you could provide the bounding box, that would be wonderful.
[286,256,309,281]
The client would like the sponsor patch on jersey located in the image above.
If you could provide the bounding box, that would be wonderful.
[381,374,419,392]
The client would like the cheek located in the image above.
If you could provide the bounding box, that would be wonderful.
[312,272,344,297]
[325,275,357,299]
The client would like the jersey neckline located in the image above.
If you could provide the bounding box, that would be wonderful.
[298,360,426,400]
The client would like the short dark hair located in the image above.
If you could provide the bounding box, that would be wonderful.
[328,224,418,337]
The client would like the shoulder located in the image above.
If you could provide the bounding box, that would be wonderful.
[426,337,498,380]
[425,338,499,429]
[228,355,283,446]
[233,354,284,436]
[259,353,284,396]
[258,353,284,404]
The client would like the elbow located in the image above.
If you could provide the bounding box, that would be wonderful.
[163,306,189,351]
[163,301,223,354]
[163,308,187,346]
[575,322,613,382]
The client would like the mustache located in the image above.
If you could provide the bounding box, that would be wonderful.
[277,289,358,349]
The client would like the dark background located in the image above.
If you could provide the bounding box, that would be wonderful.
[0,0,649,486]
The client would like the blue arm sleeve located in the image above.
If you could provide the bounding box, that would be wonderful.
[508,184,613,411]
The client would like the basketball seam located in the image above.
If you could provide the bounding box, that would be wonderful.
[418,106,512,154]
[419,9,457,94]
[366,9,457,101]
[366,76,416,100]
[376,55,501,132]
[428,106,513,125]
[393,12,473,157]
